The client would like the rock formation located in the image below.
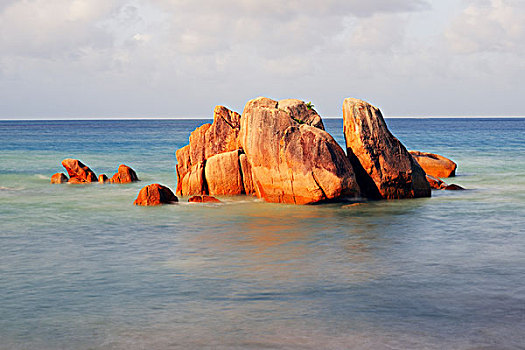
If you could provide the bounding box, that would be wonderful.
[410,151,457,178]
[51,173,68,184]
[134,184,178,206]
[188,195,222,203]
[110,164,139,184]
[342,98,430,199]
[174,97,463,204]
[61,159,97,183]
[175,97,360,204]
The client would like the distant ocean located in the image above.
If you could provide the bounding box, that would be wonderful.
[1,118,524,350]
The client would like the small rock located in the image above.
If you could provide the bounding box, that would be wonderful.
[410,151,457,178]
[188,195,221,203]
[426,175,447,190]
[98,174,108,183]
[134,184,178,206]
[444,184,465,191]
[110,164,139,184]
[61,158,97,183]
[68,177,86,184]
[50,173,68,184]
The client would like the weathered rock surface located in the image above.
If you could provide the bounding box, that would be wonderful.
[179,161,206,196]
[61,159,97,183]
[134,184,178,206]
[176,106,241,196]
[342,98,430,199]
[98,174,108,183]
[240,97,360,204]
[205,150,244,195]
[110,164,139,184]
[410,151,457,178]
[51,173,68,184]
[188,195,222,203]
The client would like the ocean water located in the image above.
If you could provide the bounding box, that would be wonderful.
[1,118,524,350]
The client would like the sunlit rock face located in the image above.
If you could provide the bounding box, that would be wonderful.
[410,151,457,178]
[134,184,178,206]
[239,97,360,204]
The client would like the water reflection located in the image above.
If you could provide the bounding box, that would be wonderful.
[166,200,427,288]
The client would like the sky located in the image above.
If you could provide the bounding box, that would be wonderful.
[0,0,524,119]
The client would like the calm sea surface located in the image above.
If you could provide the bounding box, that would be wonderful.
[1,118,524,349]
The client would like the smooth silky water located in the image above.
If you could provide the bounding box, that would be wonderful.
[1,118,524,349]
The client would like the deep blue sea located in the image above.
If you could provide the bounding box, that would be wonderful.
[1,118,524,349]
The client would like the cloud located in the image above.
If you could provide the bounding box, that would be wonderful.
[0,0,121,57]
[1,0,524,118]
[445,0,525,53]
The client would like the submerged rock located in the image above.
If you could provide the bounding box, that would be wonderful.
[444,184,465,191]
[188,195,222,203]
[62,158,97,183]
[410,151,457,178]
[342,98,430,199]
[134,184,178,206]
[239,97,360,204]
[110,164,139,184]
[50,173,68,184]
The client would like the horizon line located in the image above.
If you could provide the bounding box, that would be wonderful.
[1,115,525,121]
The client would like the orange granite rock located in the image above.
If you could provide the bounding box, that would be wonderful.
[410,151,457,178]
[426,175,447,190]
[179,161,206,196]
[342,98,430,199]
[240,97,360,204]
[61,158,97,183]
[176,106,241,196]
[134,184,178,206]
[98,174,108,183]
[188,195,221,203]
[109,164,139,184]
[50,173,68,184]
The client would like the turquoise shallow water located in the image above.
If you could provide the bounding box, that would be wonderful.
[1,118,524,349]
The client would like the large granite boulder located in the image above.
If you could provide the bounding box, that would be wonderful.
[109,164,139,184]
[50,173,68,184]
[134,184,178,206]
[409,151,457,178]
[176,106,242,196]
[61,159,97,183]
[342,98,430,199]
[240,97,360,204]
